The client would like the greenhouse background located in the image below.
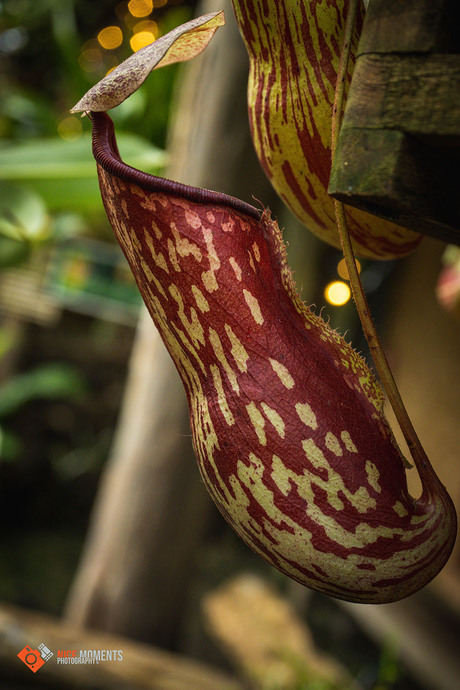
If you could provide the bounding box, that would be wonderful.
[0,1,459,689]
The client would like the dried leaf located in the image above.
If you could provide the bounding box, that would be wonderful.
[70,11,225,113]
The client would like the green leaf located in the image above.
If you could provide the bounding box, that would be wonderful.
[0,134,166,180]
[70,11,225,113]
[0,236,31,269]
[0,425,22,463]
[0,363,86,419]
[0,134,167,213]
[0,181,48,242]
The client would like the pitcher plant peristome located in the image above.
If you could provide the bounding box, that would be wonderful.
[71,11,456,603]
[230,0,422,259]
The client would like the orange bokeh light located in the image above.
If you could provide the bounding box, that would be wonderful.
[324,281,351,307]
[97,25,123,50]
[128,0,153,18]
[130,30,156,52]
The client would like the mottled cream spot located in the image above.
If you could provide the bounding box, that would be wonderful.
[271,454,291,495]
[184,209,202,229]
[209,327,239,394]
[222,217,235,233]
[269,358,295,389]
[191,285,210,313]
[210,364,235,426]
[248,251,256,273]
[365,461,381,494]
[129,227,142,253]
[109,215,134,263]
[261,402,285,439]
[171,321,206,376]
[341,430,358,453]
[246,402,266,446]
[206,211,216,224]
[252,242,261,262]
[171,222,202,261]
[243,289,264,325]
[410,513,429,525]
[201,227,220,293]
[121,198,129,217]
[167,238,181,272]
[149,287,206,380]
[295,402,317,429]
[130,183,144,197]
[229,256,242,281]
[301,438,325,470]
[151,220,162,239]
[202,270,218,292]
[225,323,249,372]
[169,284,204,346]
[141,259,167,298]
[144,230,169,273]
[325,432,343,456]
[302,438,375,512]
[393,501,409,518]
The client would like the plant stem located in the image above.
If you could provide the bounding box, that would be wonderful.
[331,0,433,481]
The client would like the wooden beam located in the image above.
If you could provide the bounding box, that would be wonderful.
[358,0,459,54]
[341,54,460,137]
[329,0,460,245]
[0,603,242,689]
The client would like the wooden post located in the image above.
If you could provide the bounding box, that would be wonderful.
[329,0,460,244]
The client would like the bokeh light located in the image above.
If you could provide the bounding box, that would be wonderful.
[133,19,158,36]
[337,257,361,280]
[128,0,153,17]
[97,25,123,50]
[130,30,157,52]
[324,280,351,306]
[57,116,82,142]
[78,40,103,72]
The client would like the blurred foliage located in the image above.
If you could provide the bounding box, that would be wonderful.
[0,0,195,615]
[0,0,193,464]
[0,181,47,242]
[0,362,87,462]
[0,362,85,418]
[0,0,193,259]
[0,0,195,138]
[374,641,401,690]
[0,134,166,215]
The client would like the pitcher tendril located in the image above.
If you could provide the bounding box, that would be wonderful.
[331,0,440,483]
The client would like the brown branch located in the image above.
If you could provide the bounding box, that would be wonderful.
[0,602,242,690]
